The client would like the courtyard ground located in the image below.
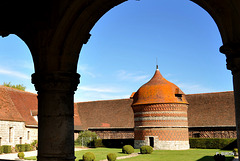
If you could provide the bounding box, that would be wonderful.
[8,148,235,161]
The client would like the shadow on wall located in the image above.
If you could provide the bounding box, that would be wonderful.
[197,156,233,161]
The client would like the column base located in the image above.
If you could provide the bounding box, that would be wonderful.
[37,155,76,161]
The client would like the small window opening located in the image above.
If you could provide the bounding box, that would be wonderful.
[175,94,183,101]
[193,133,200,138]
[0,137,2,146]
[9,127,13,143]
[27,131,30,140]
[19,137,22,144]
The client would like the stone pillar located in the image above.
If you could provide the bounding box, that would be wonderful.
[220,43,240,155]
[32,72,80,161]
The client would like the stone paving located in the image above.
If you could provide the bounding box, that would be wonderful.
[0,148,87,160]
[0,150,37,160]
[100,153,140,161]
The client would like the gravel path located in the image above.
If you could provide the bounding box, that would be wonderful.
[100,153,140,161]
[0,150,37,160]
[0,148,87,160]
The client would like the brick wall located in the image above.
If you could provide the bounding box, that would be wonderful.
[189,126,237,138]
[134,128,189,141]
[92,130,134,139]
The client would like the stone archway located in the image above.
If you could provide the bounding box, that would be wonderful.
[0,0,239,161]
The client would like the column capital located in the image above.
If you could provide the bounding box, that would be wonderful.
[220,43,240,74]
[32,72,80,92]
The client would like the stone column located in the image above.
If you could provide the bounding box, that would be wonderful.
[220,43,240,154]
[32,72,80,161]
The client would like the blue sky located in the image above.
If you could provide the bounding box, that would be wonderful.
[0,0,233,102]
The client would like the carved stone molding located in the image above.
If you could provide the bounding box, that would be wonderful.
[220,43,240,74]
[32,72,80,92]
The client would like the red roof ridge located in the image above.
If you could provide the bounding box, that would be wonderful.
[186,91,233,96]
[75,98,131,104]
[0,85,37,95]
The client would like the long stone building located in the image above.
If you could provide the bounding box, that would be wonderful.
[0,83,236,147]
[0,85,38,147]
[75,91,236,140]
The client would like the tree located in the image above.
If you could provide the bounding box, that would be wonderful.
[3,82,26,91]
[75,130,98,147]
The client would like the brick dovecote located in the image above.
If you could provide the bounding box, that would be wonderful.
[131,68,189,150]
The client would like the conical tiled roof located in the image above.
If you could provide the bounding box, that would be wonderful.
[132,68,188,105]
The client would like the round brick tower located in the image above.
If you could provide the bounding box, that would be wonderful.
[131,67,189,150]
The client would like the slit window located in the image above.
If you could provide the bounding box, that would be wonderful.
[9,127,13,143]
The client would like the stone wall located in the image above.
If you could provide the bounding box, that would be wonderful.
[0,120,36,147]
[134,139,189,150]
[25,127,38,144]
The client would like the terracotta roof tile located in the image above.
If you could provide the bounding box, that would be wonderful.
[75,99,134,129]
[132,69,188,105]
[0,85,38,125]
[0,86,24,122]
[186,91,235,127]
[74,103,82,130]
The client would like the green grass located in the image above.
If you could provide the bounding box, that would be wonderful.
[75,148,129,161]
[25,156,37,160]
[121,149,234,161]
[25,148,234,161]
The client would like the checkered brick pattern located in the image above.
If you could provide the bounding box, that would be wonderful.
[132,103,188,113]
[135,120,188,127]
[134,112,187,118]
[134,128,189,141]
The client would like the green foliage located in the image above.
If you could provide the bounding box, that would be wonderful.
[2,145,12,153]
[30,140,38,150]
[94,139,105,147]
[25,144,31,151]
[3,82,26,91]
[189,138,236,149]
[107,153,117,161]
[233,148,238,156]
[122,145,134,154]
[0,146,2,154]
[18,152,25,159]
[75,130,98,147]
[16,144,25,152]
[214,154,225,161]
[82,152,95,161]
[15,144,32,152]
[140,145,153,154]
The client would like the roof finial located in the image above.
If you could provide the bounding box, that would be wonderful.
[156,57,158,70]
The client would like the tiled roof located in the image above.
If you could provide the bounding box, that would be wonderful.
[75,99,134,130]
[186,91,235,127]
[132,69,188,105]
[0,85,38,125]
[74,103,83,130]
[0,86,24,122]
[0,85,235,130]
[75,91,235,129]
